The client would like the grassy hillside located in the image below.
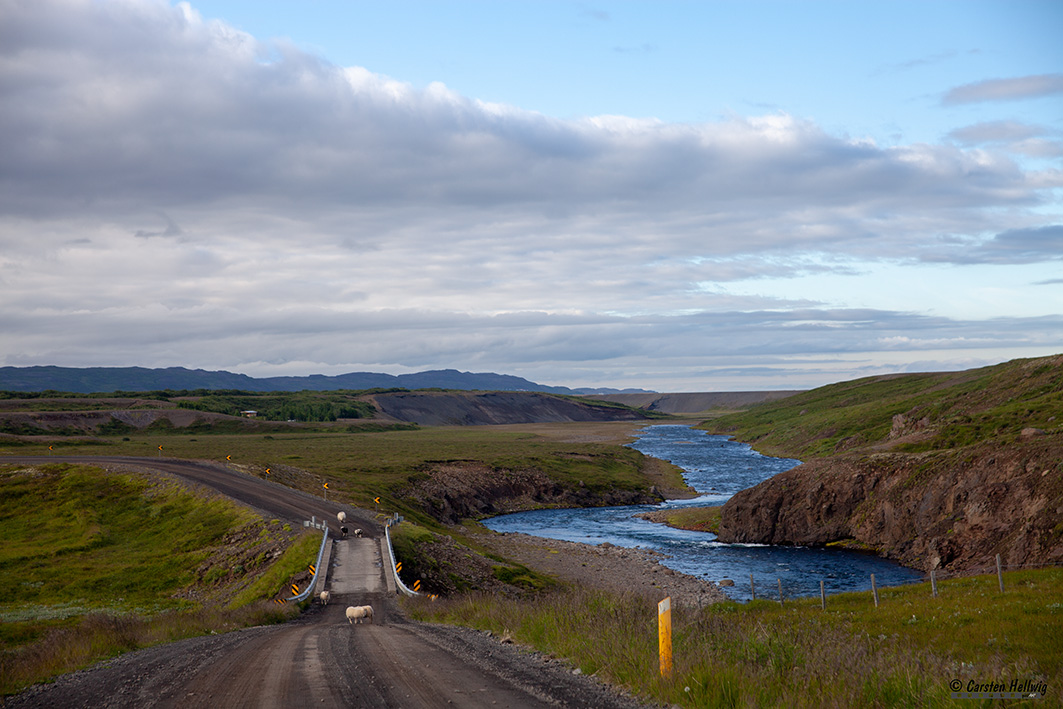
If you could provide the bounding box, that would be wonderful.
[704,355,1063,459]
[0,463,313,694]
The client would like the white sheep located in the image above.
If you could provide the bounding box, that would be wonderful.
[345,605,373,625]
[337,511,347,523]
[319,590,330,605]
[353,528,363,538]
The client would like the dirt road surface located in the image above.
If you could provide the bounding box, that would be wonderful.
[4,457,652,709]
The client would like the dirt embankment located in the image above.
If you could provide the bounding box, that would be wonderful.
[396,462,664,525]
[716,434,1063,573]
[0,408,255,435]
[369,391,653,426]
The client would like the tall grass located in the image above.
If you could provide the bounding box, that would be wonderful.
[408,567,1062,708]
[0,463,315,696]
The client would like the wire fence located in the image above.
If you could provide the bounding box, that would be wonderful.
[746,557,1063,607]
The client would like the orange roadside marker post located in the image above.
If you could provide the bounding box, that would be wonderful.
[658,596,673,678]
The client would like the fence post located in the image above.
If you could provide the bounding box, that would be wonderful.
[930,569,937,598]
[871,573,879,608]
[820,580,826,610]
[996,554,1004,593]
[777,578,784,605]
[749,573,756,601]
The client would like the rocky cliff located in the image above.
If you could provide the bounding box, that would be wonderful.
[717,434,1063,572]
[712,355,1063,573]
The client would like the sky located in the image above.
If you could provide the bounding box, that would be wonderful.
[1,0,1061,392]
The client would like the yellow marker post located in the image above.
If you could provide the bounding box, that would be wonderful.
[291,584,299,594]
[396,561,402,573]
[309,564,316,575]
[266,468,271,475]
[226,455,231,461]
[658,596,673,678]
[413,580,421,592]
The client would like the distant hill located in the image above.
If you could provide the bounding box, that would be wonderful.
[0,365,653,396]
[582,391,803,414]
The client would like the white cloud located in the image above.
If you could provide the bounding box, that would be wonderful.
[942,73,1063,105]
[0,0,1060,390]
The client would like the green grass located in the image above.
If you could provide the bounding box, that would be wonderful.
[228,530,322,608]
[653,505,722,534]
[703,355,1063,459]
[408,567,1063,708]
[0,464,258,611]
[0,463,313,696]
[0,425,659,531]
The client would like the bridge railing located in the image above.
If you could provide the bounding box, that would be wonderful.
[286,526,330,603]
[384,514,421,597]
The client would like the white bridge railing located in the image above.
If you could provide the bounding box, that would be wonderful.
[384,514,421,597]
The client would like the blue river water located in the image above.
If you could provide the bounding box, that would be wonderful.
[483,424,923,601]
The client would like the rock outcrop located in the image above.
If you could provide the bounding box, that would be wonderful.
[397,461,663,524]
[716,436,1063,572]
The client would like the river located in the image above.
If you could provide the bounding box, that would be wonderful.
[483,424,923,600]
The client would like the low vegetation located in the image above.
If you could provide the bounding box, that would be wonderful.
[175,390,376,422]
[0,463,315,695]
[409,566,1062,707]
[0,422,674,534]
[703,355,1063,459]
[391,521,556,595]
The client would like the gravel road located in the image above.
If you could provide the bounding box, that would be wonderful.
[3,456,654,709]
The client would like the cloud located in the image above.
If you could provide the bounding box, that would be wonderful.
[0,0,1060,390]
[134,212,184,239]
[967,225,1063,264]
[947,121,1063,159]
[942,73,1063,105]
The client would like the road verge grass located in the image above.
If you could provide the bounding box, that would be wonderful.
[0,463,309,696]
[407,567,1062,707]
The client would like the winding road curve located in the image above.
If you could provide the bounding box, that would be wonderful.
[5,456,649,708]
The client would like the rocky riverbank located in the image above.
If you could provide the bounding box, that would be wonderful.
[471,531,726,608]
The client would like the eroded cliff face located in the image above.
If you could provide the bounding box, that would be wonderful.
[397,462,664,524]
[717,435,1063,572]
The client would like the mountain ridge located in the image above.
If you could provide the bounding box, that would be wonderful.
[0,365,653,396]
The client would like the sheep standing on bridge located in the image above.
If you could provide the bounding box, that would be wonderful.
[319,590,330,606]
[345,605,374,625]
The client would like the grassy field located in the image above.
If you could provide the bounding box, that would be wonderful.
[0,421,677,530]
[702,356,1063,459]
[409,566,1063,707]
[0,463,314,695]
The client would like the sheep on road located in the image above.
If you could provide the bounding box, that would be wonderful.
[345,605,373,625]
